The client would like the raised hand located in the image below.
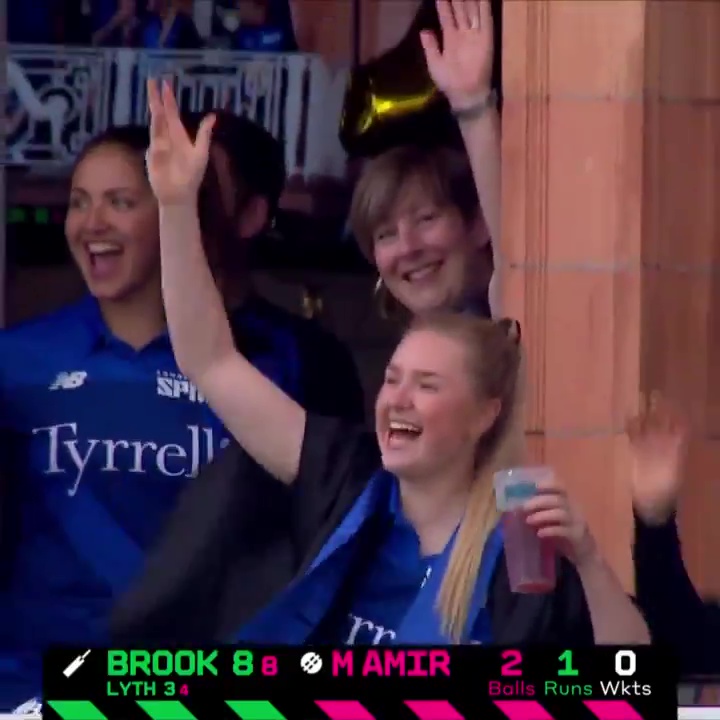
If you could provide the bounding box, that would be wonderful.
[145,78,215,206]
[627,392,688,525]
[420,0,494,110]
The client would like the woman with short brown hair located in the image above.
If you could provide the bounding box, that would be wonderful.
[351,0,501,321]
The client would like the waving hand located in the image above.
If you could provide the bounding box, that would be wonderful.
[145,78,215,205]
[627,392,688,524]
[420,0,494,109]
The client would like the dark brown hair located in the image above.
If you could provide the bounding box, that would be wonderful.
[182,110,286,219]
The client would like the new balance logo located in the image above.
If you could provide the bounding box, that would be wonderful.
[49,371,87,390]
[156,371,205,403]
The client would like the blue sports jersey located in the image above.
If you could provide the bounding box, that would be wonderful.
[237,470,502,647]
[139,12,202,49]
[0,294,303,709]
[232,25,288,52]
[335,482,441,646]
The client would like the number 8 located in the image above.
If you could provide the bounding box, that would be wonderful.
[615,650,636,676]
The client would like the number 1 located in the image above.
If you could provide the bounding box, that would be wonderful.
[558,650,578,676]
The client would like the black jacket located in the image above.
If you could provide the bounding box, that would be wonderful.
[230,295,365,423]
[634,513,720,675]
[112,416,594,645]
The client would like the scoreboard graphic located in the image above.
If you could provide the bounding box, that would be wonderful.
[43,646,677,719]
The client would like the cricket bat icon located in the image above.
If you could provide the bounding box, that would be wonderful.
[63,650,92,678]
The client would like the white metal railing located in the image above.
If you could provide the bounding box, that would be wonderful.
[6,45,349,179]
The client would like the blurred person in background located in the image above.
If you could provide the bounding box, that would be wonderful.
[90,0,140,47]
[628,393,720,676]
[212,0,297,52]
[181,109,364,422]
[139,0,203,49]
[233,0,297,52]
[350,0,501,323]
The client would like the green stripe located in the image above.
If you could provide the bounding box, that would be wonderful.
[136,700,197,719]
[226,700,287,719]
[45,700,108,720]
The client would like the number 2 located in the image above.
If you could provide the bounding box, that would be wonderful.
[501,649,522,676]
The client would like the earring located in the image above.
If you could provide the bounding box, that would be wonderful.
[373,277,395,320]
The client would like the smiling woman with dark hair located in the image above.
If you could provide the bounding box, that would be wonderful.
[0,124,234,710]
[0,115,362,711]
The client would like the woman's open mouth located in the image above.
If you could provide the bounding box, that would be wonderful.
[387,420,423,448]
[85,241,124,280]
[402,261,444,284]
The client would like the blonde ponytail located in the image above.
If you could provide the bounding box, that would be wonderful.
[404,313,524,641]
[436,326,526,641]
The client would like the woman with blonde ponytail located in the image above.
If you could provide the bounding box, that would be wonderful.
[428,317,647,645]
[435,317,526,640]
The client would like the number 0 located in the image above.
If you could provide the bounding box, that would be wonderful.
[615,650,636,676]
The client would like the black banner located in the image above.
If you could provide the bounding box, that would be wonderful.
[43,646,677,719]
